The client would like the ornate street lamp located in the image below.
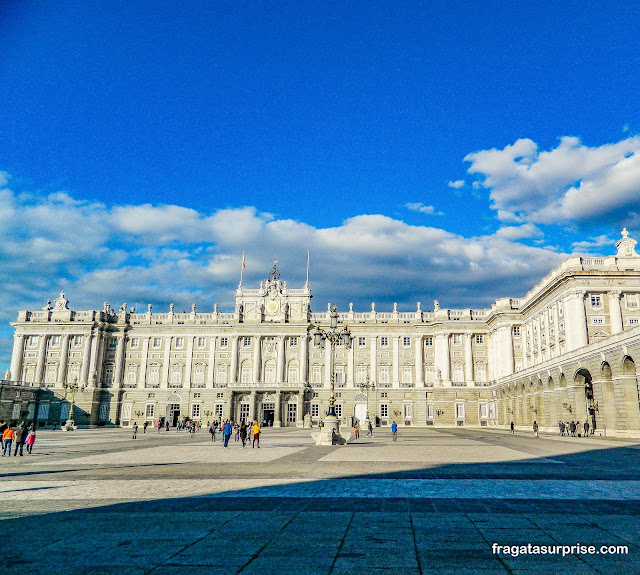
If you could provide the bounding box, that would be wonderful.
[359,377,375,421]
[62,377,86,431]
[311,305,352,444]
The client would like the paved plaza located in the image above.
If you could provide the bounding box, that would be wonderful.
[1,426,640,574]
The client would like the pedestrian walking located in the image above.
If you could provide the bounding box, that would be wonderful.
[2,425,14,456]
[510,421,515,434]
[252,421,261,448]
[366,420,374,437]
[391,420,398,441]
[25,427,36,454]
[13,423,27,456]
[234,422,240,442]
[132,423,138,439]
[533,421,539,438]
[157,420,162,433]
[143,421,148,433]
[240,422,247,448]
[166,421,170,432]
[209,422,216,442]
[559,421,565,436]
[353,422,359,440]
[222,420,232,448]
[584,420,590,437]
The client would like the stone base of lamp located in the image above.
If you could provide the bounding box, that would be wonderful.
[311,415,351,445]
[64,418,77,431]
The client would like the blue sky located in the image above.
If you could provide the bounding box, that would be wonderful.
[1,1,640,371]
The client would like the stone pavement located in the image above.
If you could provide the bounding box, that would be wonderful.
[1,426,640,574]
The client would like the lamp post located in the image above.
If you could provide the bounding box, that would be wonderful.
[311,305,352,444]
[62,377,86,431]
[359,377,375,422]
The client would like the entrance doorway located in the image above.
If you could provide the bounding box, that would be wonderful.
[239,403,250,424]
[286,403,297,427]
[354,403,367,424]
[168,404,180,427]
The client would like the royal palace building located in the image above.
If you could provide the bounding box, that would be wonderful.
[4,230,640,437]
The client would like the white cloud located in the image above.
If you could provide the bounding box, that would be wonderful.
[404,202,442,215]
[465,136,640,224]
[571,234,614,253]
[0,172,578,371]
[448,180,465,189]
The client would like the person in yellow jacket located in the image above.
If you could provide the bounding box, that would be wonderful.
[252,421,261,448]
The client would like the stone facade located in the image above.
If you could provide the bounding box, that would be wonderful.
[4,232,640,436]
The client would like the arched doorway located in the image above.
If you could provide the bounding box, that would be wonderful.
[165,393,182,427]
[353,392,368,423]
[574,368,594,434]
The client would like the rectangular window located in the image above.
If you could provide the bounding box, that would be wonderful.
[512,326,520,337]
[453,334,462,345]
[403,336,411,347]
[479,403,488,419]
[51,335,60,346]
[220,337,228,347]
[424,367,434,384]
[475,334,484,344]
[197,337,206,348]
[289,337,298,346]
[592,317,604,325]
[380,392,388,398]
[380,404,389,418]
[311,365,322,384]
[130,337,139,348]
[311,404,319,418]
[626,294,638,308]
[192,404,201,418]
[356,366,368,384]
[427,404,434,419]
[243,337,251,347]
[28,336,39,347]
[108,338,117,348]
[425,337,433,346]
[216,392,224,399]
[455,403,466,419]
[73,335,83,346]
[358,336,366,347]
[402,365,413,384]
[145,404,155,418]
[335,404,342,418]
[175,337,184,349]
[629,318,640,325]
[214,404,223,418]
[380,337,389,347]
[193,393,201,398]
[152,337,161,348]
[379,365,390,384]
[403,404,413,419]
[590,295,602,308]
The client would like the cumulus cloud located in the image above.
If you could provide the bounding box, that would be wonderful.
[465,136,640,225]
[571,234,614,253]
[448,180,465,189]
[0,173,577,370]
[404,202,442,215]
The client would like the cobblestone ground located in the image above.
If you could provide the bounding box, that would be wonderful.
[1,426,640,574]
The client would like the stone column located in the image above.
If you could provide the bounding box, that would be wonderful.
[498,326,514,378]
[274,390,282,427]
[56,334,71,385]
[161,336,172,388]
[535,316,543,360]
[324,344,331,385]
[370,336,377,383]
[609,291,623,335]
[276,336,285,384]
[299,334,308,384]
[250,389,257,421]
[347,341,354,387]
[564,290,588,351]
[113,334,126,388]
[297,392,303,426]
[543,310,551,362]
[553,306,561,354]
[464,333,473,383]
[184,336,194,387]
[34,335,49,386]
[139,336,150,387]
[94,332,106,385]
[392,336,400,387]
[252,336,262,382]
[230,336,239,384]
[82,333,96,385]
[521,323,528,369]
[207,336,216,387]
[435,333,450,383]
[415,336,424,387]
[10,333,25,382]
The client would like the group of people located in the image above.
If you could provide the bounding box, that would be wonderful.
[559,420,592,437]
[209,420,261,448]
[1,421,37,456]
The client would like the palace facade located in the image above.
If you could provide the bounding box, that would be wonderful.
[5,230,640,436]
